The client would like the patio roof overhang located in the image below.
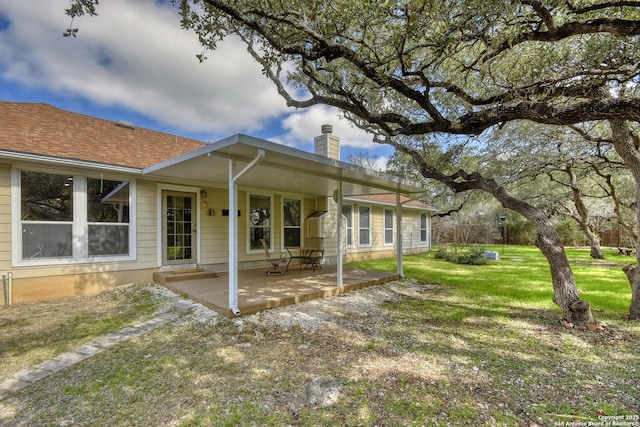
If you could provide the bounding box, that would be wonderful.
[142,134,426,196]
[143,133,427,317]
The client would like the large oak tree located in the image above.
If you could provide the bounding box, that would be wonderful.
[67,0,640,322]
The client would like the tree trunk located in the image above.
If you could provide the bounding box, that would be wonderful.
[527,210,594,325]
[582,222,604,259]
[468,173,594,324]
[609,120,640,320]
[622,265,640,320]
[566,166,604,259]
[410,161,596,325]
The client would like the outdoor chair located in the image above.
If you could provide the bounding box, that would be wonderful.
[302,237,324,270]
[260,239,290,275]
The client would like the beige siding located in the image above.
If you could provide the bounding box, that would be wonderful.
[135,180,159,266]
[4,172,160,303]
[199,187,233,265]
[2,162,431,303]
[0,164,11,269]
[327,200,431,263]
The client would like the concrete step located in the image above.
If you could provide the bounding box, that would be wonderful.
[153,270,218,286]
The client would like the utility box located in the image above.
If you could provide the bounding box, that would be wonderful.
[484,251,500,261]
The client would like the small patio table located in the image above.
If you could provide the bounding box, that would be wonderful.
[285,247,321,272]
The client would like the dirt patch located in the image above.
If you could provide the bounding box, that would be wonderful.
[0,281,638,426]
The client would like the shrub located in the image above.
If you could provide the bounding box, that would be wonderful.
[434,245,488,265]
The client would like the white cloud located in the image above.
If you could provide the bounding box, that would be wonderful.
[278,105,379,150]
[0,0,288,135]
[0,1,395,161]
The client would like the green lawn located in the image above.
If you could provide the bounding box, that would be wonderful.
[349,245,635,324]
[2,246,638,426]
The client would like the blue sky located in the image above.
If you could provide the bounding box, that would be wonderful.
[0,0,392,167]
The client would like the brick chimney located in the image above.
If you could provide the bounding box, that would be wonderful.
[314,124,340,160]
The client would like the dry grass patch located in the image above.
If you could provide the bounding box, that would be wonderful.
[0,280,638,426]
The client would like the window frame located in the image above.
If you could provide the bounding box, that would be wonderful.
[420,212,429,242]
[12,168,136,266]
[282,197,303,249]
[341,204,353,247]
[247,193,273,253]
[384,208,394,245]
[358,205,371,247]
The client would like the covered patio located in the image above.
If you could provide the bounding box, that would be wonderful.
[144,133,426,316]
[154,266,399,318]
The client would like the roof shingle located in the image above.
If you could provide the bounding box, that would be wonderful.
[0,102,206,168]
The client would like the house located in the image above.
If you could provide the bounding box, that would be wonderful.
[0,102,434,311]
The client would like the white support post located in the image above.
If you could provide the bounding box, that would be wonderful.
[228,159,239,315]
[396,193,404,277]
[228,149,265,316]
[336,182,343,288]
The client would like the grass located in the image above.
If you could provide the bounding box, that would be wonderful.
[350,245,635,324]
[0,285,162,381]
[0,246,638,426]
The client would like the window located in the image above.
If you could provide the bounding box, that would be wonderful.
[283,198,301,247]
[88,179,130,256]
[21,171,73,259]
[18,170,133,263]
[420,213,428,242]
[165,194,192,261]
[342,205,353,246]
[358,206,371,246]
[384,209,394,245]
[249,195,271,250]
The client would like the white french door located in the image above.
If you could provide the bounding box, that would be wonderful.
[162,191,197,265]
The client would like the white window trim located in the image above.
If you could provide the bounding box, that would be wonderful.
[246,192,273,254]
[358,205,372,248]
[342,204,353,248]
[384,208,394,246]
[156,183,202,266]
[420,212,429,243]
[12,169,137,267]
[282,197,303,250]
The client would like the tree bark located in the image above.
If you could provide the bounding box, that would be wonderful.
[566,167,604,259]
[518,203,594,325]
[609,120,640,320]
[622,265,640,320]
[406,154,595,324]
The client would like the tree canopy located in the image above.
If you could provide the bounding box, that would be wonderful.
[68,1,640,136]
[66,0,640,322]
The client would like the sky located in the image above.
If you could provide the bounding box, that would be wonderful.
[0,0,392,168]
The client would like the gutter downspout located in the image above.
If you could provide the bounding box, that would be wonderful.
[336,182,343,288]
[228,149,265,316]
[2,272,11,306]
[396,193,404,278]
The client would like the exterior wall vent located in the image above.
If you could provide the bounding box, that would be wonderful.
[114,119,135,130]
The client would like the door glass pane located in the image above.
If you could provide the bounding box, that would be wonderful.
[166,195,194,261]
